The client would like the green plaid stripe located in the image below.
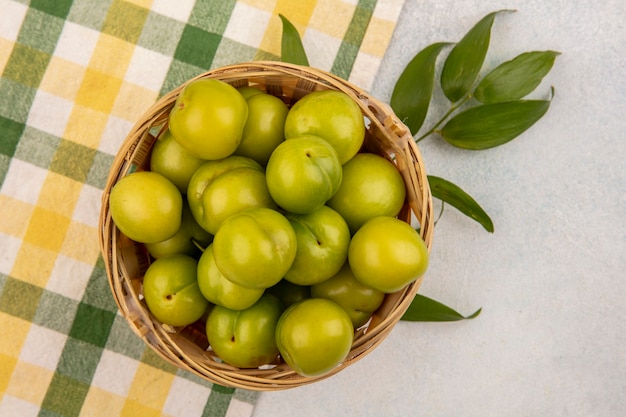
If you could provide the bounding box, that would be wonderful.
[331,0,377,79]
[30,0,74,19]
[41,374,92,417]
[66,0,112,31]
[0,0,405,415]
[13,127,61,171]
[159,1,236,95]
[4,44,50,89]
[0,273,7,293]
[18,8,67,54]
[0,115,25,159]
[0,79,36,127]
[0,277,44,321]
[137,11,185,56]
[101,0,149,44]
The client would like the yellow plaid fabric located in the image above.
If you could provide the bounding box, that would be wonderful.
[0,0,406,416]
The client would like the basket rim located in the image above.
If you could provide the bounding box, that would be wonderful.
[98,61,435,391]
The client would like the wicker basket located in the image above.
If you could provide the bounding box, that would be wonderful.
[98,61,435,391]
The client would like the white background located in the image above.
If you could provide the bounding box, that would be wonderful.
[253,1,626,416]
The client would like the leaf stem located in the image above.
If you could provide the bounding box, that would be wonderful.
[415,95,471,143]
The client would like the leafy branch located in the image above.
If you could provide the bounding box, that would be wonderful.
[278,11,558,322]
[390,10,558,233]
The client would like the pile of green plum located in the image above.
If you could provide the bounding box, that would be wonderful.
[109,78,429,377]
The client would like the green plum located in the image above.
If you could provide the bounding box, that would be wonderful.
[284,205,350,286]
[212,207,297,290]
[109,171,182,244]
[235,92,288,166]
[197,244,264,310]
[327,153,406,234]
[206,294,284,368]
[311,262,385,328]
[150,129,206,194]
[275,298,354,377]
[267,280,310,308]
[145,203,213,259]
[237,85,264,99]
[348,216,429,293]
[284,89,365,164]
[142,254,208,327]
[266,135,342,214]
[169,78,248,160]
[186,156,276,234]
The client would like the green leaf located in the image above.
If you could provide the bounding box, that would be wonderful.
[428,175,494,232]
[441,97,552,149]
[474,50,560,103]
[440,10,513,102]
[279,14,309,66]
[390,42,451,135]
[401,294,482,322]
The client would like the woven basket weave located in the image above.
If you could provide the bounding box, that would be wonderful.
[98,61,435,391]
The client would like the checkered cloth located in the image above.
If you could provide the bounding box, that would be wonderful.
[0,0,405,416]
